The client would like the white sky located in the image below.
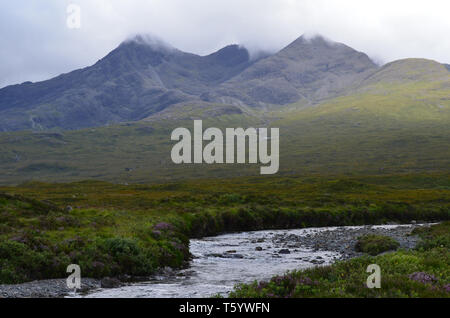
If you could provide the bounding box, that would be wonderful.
[1,0,449,88]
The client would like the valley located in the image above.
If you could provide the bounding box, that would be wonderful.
[0,33,449,299]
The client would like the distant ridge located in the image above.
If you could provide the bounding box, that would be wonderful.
[0,34,448,131]
[201,35,378,106]
[0,35,259,131]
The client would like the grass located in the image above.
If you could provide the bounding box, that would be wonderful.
[0,57,448,292]
[355,234,400,256]
[0,174,449,284]
[229,222,450,298]
[0,192,190,284]
[0,68,448,185]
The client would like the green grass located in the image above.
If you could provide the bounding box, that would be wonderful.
[0,192,189,284]
[0,174,449,284]
[229,222,450,298]
[355,234,400,256]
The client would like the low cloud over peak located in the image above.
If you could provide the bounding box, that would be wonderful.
[122,34,176,51]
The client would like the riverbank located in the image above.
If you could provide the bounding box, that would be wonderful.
[0,175,449,296]
[267,223,425,262]
[0,278,100,298]
[0,223,431,298]
[229,222,450,298]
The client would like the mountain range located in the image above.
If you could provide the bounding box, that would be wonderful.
[0,34,383,131]
[0,33,449,184]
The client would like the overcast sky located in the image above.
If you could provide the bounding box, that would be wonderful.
[1,0,449,88]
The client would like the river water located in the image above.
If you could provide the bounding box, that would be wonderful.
[81,224,420,298]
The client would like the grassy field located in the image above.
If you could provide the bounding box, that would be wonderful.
[0,174,449,284]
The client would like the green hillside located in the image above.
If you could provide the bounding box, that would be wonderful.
[270,58,450,175]
[0,59,448,185]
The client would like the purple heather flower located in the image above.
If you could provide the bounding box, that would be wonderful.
[443,284,450,293]
[153,222,174,231]
[298,277,313,285]
[171,241,185,251]
[151,230,162,238]
[408,272,438,285]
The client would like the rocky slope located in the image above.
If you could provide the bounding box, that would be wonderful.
[0,35,260,131]
[202,35,378,107]
[0,34,379,131]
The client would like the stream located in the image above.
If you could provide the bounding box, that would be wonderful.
[80,224,425,298]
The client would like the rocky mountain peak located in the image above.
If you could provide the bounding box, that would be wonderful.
[206,44,250,66]
[121,34,176,52]
[4,34,444,131]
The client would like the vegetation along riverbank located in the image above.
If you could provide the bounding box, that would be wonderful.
[0,174,449,285]
[229,221,450,297]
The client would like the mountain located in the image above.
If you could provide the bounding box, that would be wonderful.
[0,56,448,184]
[0,34,378,131]
[1,34,448,133]
[359,58,450,85]
[0,35,259,131]
[201,35,378,107]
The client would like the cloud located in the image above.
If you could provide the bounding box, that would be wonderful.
[1,0,449,88]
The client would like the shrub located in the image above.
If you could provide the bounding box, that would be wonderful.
[0,240,57,283]
[355,234,400,256]
[99,238,154,276]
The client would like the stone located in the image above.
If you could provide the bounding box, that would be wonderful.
[100,277,122,289]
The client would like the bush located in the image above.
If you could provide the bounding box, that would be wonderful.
[355,234,400,256]
[0,240,58,283]
[99,238,154,276]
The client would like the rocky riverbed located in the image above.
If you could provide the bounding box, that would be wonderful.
[0,223,431,298]
[269,223,425,264]
[0,278,100,298]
